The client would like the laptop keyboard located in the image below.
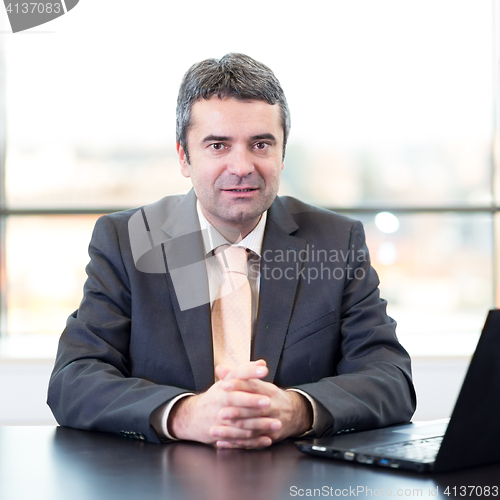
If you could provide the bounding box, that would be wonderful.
[367,436,443,462]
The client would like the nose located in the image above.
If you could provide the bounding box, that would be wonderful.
[226,146,255,177]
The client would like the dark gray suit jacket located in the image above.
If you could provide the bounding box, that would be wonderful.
[48,189,416,443]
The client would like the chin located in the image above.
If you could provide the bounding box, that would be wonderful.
[230,207,264,222]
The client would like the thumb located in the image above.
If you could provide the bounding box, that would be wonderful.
[215,364,231,381]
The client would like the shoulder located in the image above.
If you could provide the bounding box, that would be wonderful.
[87,194,190,274]
[102,194,186,225]
[276,195,362,233]
[94,193,186,234]
[88,193,188,259]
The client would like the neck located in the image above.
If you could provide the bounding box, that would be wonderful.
[207,217,262,244]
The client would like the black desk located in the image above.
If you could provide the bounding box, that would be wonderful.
[0,426,498,500]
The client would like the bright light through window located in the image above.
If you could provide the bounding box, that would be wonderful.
[0,0,496,357]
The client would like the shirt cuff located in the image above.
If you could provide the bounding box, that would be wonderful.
[152,393,195,441]
[286,388,329,437]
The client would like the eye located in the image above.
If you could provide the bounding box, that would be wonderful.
[209,142,225,151]
[254,141,270,150]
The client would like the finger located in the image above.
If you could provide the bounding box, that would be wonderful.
[215,365,231,381]
[221,377,275,396]
[215,436,273,449]
[215,360,266,377]
[219,405,269,420]
[224,390,271,409]
[225,417,282,432]
[210,424,263,441]
[222,362,268,382]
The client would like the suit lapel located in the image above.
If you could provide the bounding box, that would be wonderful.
[158,190,214,391]
[253,197,306,383]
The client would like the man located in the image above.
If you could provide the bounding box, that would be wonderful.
[48,53,416,448]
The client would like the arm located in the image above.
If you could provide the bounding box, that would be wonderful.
[47,214,190,443]
[292,220,416,436]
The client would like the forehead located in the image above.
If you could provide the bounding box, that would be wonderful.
[189,96,282,138]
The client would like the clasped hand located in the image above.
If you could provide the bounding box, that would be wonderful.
[168,360,312,448]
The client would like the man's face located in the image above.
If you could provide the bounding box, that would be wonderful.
[178,96,284,237]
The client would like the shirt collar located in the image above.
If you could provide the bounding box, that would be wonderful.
[196,199,267,258]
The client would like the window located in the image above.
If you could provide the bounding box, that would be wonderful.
[0,0,496,357]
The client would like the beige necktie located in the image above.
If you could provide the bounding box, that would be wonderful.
[212,245,251,374]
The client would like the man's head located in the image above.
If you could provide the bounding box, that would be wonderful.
[176,53,290,164]
[176,54,290,239]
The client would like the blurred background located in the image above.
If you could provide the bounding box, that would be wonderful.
[0,0,498,422]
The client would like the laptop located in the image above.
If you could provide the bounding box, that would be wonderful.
[295,309,500,473]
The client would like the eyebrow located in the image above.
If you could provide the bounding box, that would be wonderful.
[202,133,277,143]
[250,133,277,142]
[202,135,230,143]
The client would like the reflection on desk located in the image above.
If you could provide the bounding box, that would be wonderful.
[0,427,498,500]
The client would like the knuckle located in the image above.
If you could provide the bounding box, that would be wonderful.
[228,379,240,390]
[268,384,279,396]
[245,429,256,438]
[223,408,236,419]
[248,379,259,391]
[237,430,252,440]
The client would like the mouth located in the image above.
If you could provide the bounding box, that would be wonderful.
[224,188,257,192]
[221,188,259,198]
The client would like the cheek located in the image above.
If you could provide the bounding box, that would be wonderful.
[263,164,283,184]
[191,165,221,189]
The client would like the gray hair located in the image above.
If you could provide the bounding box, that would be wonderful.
[176,53,291,163]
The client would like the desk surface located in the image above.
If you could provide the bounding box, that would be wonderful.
[0,426,498,500]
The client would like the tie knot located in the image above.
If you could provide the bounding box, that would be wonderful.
[216,246,248,276]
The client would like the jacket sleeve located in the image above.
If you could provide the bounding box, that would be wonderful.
[47,214,188,443]
[292,221,417,437]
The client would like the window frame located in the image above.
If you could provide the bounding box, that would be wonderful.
[1,5,500,340]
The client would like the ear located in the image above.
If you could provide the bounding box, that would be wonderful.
[281,160,285,171]
[177,143,190,178]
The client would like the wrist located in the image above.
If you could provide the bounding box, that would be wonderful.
[167,394,196,440]
[289,391,314,436]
